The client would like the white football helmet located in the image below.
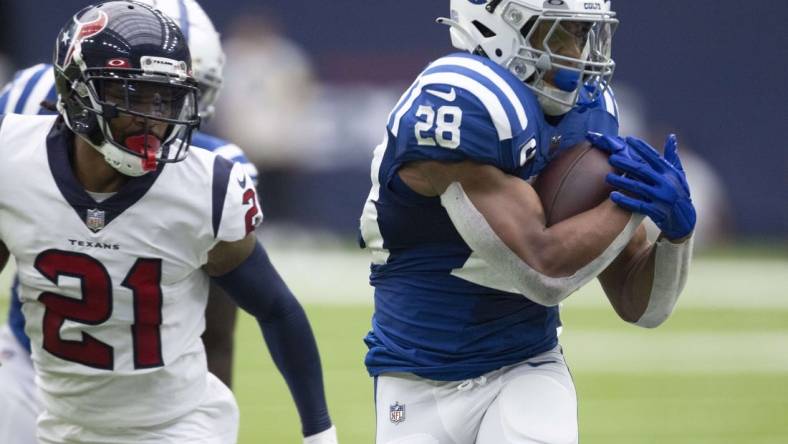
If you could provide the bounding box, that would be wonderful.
[137,0,225,119]
[440,0,617,115]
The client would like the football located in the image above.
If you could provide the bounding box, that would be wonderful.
[533,140,616,226]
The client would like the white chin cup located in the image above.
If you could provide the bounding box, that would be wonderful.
[92,139,153,177]
[536,83,577,116]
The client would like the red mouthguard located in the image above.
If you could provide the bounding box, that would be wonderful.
[124,134,161,172]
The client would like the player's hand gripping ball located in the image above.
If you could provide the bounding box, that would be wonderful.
[533,140,616,226]
[587,132,697,240]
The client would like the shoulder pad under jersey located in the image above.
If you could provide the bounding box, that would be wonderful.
[191,131,259,186]
[386,53,542,176]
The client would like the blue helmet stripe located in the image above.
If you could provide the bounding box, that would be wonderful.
[14,64,50,114]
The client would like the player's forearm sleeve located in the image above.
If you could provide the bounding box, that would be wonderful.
[634,234,693,328]
[212,243,332,437]
[441,182,642,306]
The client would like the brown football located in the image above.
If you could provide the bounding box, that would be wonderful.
[533,140,615,226]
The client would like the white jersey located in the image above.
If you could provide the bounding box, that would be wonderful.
[0,114,262,428]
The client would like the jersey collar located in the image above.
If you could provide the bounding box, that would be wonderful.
[46,118,165,232]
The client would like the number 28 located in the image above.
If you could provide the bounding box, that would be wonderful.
[414,105,462,149]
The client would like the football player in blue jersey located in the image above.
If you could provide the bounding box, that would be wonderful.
[359,1,696,443]
[0,1,337,443]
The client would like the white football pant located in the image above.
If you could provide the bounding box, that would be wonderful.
[37,372,239,444]
[0,325,39,444]
[375,345,578,444]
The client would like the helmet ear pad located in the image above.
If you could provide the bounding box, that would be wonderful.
[54,69,103,146]
[69,103,99,139]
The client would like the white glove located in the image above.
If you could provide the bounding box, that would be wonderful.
[304,425,338,444]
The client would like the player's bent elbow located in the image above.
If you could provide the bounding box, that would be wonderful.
[633,318,664,329]
[514,235,575,279]
[631,293,682,329]
[527,292,568,307]
[530,254,573,279]
[633,311,672,329]
[602,287,649,325]
[513,276,576,307]
[613,305,645,325]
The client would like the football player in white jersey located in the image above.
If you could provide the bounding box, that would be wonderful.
[0,1,260,443]
[359,1,696,443]
[0,2,337,443]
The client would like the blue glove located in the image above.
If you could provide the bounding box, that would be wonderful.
[587,132,697,240]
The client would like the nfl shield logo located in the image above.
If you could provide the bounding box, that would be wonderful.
[389,402,406,424]
[86,208,106,232]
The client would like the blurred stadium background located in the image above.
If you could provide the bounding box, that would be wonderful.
[0,0,786,442]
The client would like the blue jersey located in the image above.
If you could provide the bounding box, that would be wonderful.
[1,64,258,353]
[359,53,619,381]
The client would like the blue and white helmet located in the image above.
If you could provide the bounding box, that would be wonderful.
[440,0,617,115]
[137,0,225,119]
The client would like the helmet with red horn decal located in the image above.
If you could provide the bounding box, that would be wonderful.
[53,0,200,176]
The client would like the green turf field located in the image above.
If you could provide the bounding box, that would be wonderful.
[2,248,787,443]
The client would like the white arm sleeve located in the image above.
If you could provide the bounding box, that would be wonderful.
[634,234,693,328]
[440,182,643,306]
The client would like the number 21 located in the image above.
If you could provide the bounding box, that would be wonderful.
[35,250,163,370]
